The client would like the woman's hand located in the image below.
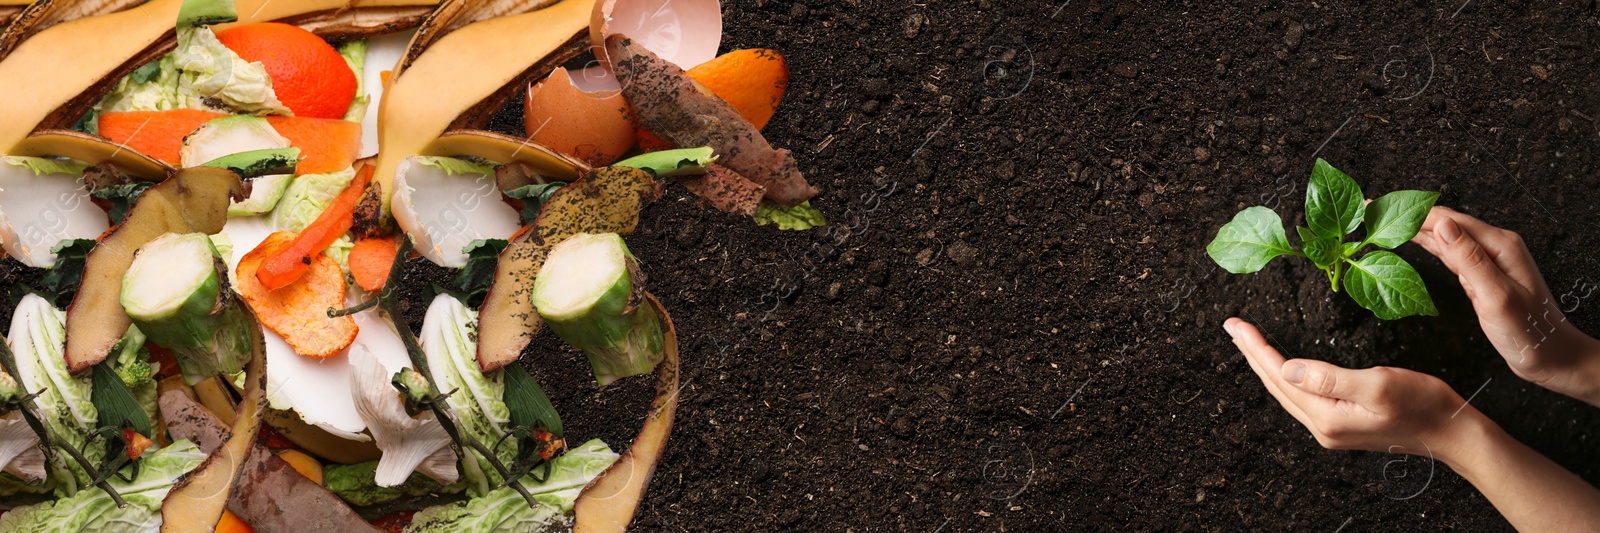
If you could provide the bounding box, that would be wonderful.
[1225,318,1481,461]
[1411,206,1600,406]
[1229,317,1600,531]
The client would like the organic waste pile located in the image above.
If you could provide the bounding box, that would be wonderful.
[0,0,816,530]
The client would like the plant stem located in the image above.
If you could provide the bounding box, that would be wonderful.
[2,332,128,507]
[54,428,128,508]
[431,406,537,504]
[327,296,380,318]
[372,237,539,508]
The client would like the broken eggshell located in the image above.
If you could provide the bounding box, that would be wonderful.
[525,66,636,166]
[0,157,109,267]
[591,0,721,71]
[392,155,523,268]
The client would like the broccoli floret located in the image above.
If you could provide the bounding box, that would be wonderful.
[111,325,158,390]
[115,359,157,391]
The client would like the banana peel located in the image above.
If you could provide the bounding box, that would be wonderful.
[11,130,172,180]
[424,130,588,180]
[0,0,439,179]
[573,294,679,531]
[263,408,383,465]
[192,375,239,426]
[0,0,49,63]
[373,0,593,219]
[160,378,381,532]
[285,4,438,41]
[398,0,558,64]
[2,0,149,63]
[0,0,183,161]
[158,304,268,533]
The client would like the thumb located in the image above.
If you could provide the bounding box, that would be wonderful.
[1432,217,1514,307]
[1282,358,1383,404]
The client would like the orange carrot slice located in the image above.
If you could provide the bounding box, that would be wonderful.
[98,111,362,176]
[216,510,255,533]
[256,166,372,290]
[238,231,358,358]
[687,49,789,130]
[98,110,229,164]
[263,116,363,176]
[350,235,399,292]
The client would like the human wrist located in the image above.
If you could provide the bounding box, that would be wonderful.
[1427,407,1503,478]
[1577,335,1600,407]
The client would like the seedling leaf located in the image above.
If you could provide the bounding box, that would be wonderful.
[1343,251,1437,319]
[1302,234,1342,270]
[1207,206,1295,274]
[1306,159,1364,238]
[1363,190,1440,249]
[1209,160,1438,320]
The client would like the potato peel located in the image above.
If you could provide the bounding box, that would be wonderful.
[237,231,358,359]
[475,166,659,372]
[65,167,244,373]
[675,163,766,217]
[606,35,818,207]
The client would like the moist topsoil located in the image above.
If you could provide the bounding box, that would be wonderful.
[603,1,1600,531]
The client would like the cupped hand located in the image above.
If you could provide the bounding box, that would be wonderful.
[1410,206,1600,405]
[1225,318,1473,459]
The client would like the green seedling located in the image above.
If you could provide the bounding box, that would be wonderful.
[1207,159,1439,320]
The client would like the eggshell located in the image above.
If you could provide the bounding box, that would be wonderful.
[524,66,636,166]
[0,159,109,267]
[391,155,522,268]
[591,0,721,70]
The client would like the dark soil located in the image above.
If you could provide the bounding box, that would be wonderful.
[1,260,45,329]
[600,1,1599,531]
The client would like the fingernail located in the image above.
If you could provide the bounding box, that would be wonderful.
[1223,321,1238,337]
[1438,218,1462,244]
[1282,361,1307,385]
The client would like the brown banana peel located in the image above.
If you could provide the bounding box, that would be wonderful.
[0,0,151,63]
[373,0,593,219]
[573,294,680,532]
[158,304,267,533]
[0,0,436,177]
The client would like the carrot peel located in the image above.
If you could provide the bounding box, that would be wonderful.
[350,235,400,292]
[257,166,373,290]
[239,231,358,358]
